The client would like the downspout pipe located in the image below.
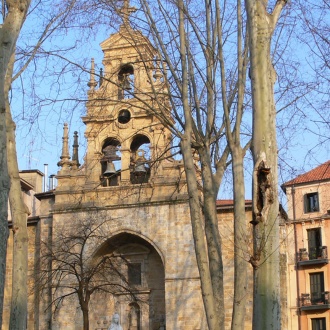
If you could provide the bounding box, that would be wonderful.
[292,184,301,330]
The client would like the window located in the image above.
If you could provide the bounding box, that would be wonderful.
[308,228,322,259]
[312,318,326,330]
[128,263,142,286]
[310,272,325,304]
[304,192,319,213]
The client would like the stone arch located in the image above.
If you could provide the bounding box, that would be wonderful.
[128,302,141,330]
[100,137,122,186]
[129,134,151,184]
[130,134,151,152]
[93,232,166,330]
[101,134,123,147]
[118,63,134,100]
[94,229,165,268]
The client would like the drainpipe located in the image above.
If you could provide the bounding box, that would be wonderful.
[292,184,301,330]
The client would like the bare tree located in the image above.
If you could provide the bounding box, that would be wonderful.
[6,51,32,330]
[0,1,31,327]
[37,216,137,330]
[245,0,287,328]
[134,0,290,328]
[298,0,330,79]
[296,0,330,154]
[2,0,310,328]
[135,0,251,328]
[4,2,88,328]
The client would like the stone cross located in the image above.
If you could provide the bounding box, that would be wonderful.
[119,0,137,26]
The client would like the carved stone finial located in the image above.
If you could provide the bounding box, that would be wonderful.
[57,123,71,169]
[88,58,98,90]
[72,131,80,169]
[99,68,103,87]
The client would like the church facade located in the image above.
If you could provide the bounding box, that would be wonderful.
[38,17,205,330]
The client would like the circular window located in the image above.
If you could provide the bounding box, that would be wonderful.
[118,109,131,124]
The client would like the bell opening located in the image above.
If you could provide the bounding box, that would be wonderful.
[118,109,131,124]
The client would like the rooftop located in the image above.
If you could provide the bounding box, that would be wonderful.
[216,199,252,210]
[283,160,330,187]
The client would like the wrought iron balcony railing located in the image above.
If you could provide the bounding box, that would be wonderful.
[301,292,330,311]
[297,246,328,266]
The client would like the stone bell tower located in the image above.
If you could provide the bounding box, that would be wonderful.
[82,2,175,193]
[51,1,206,329]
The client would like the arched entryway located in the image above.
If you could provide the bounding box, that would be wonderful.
[93,232,165,330]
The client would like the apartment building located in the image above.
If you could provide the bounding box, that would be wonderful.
[282,160,330,330]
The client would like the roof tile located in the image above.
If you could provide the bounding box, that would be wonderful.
[283,160,330,186]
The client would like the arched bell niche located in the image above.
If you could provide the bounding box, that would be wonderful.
[130,134,151,184]
[100,138,121,186]
[118,64,134,100]
[93,233,166,330]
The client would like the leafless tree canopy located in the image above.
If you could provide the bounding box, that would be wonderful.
[37,216,140,330]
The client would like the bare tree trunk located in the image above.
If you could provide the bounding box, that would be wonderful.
[0,1,31,326]
[180,139,219,330]
[5,53,29,330]
[0,80,10,330]
[231,150,248,329]
[201,2,226,325]
[82,305,89,330]
[245,0,287,328]
[217,1,250,327]
[178,0,221,326]
[199,148,225,329]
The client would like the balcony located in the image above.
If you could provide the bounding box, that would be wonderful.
[301,292,330,311]
[297,247,328,267]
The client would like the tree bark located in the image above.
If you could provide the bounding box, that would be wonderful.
[231,149,248,329]
[82,304,89,330]
[180,139,219,330]
[217,1,250,327]
[177,0,221,327]
[199,147,225,329]
[0,84,10,330]
[245,0,287,328]
[0,1,31,326]
[6,53,29,330]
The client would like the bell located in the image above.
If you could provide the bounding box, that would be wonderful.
[103,161,116,176]
[118,110,131,124]
[122,74,132,90]
[134,162,146,174]
[133,149,147,175]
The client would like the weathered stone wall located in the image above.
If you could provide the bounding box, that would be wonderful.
[48,200,205,330]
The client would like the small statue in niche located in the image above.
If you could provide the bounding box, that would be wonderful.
[128,303,140,330]
[108,313,123,330]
